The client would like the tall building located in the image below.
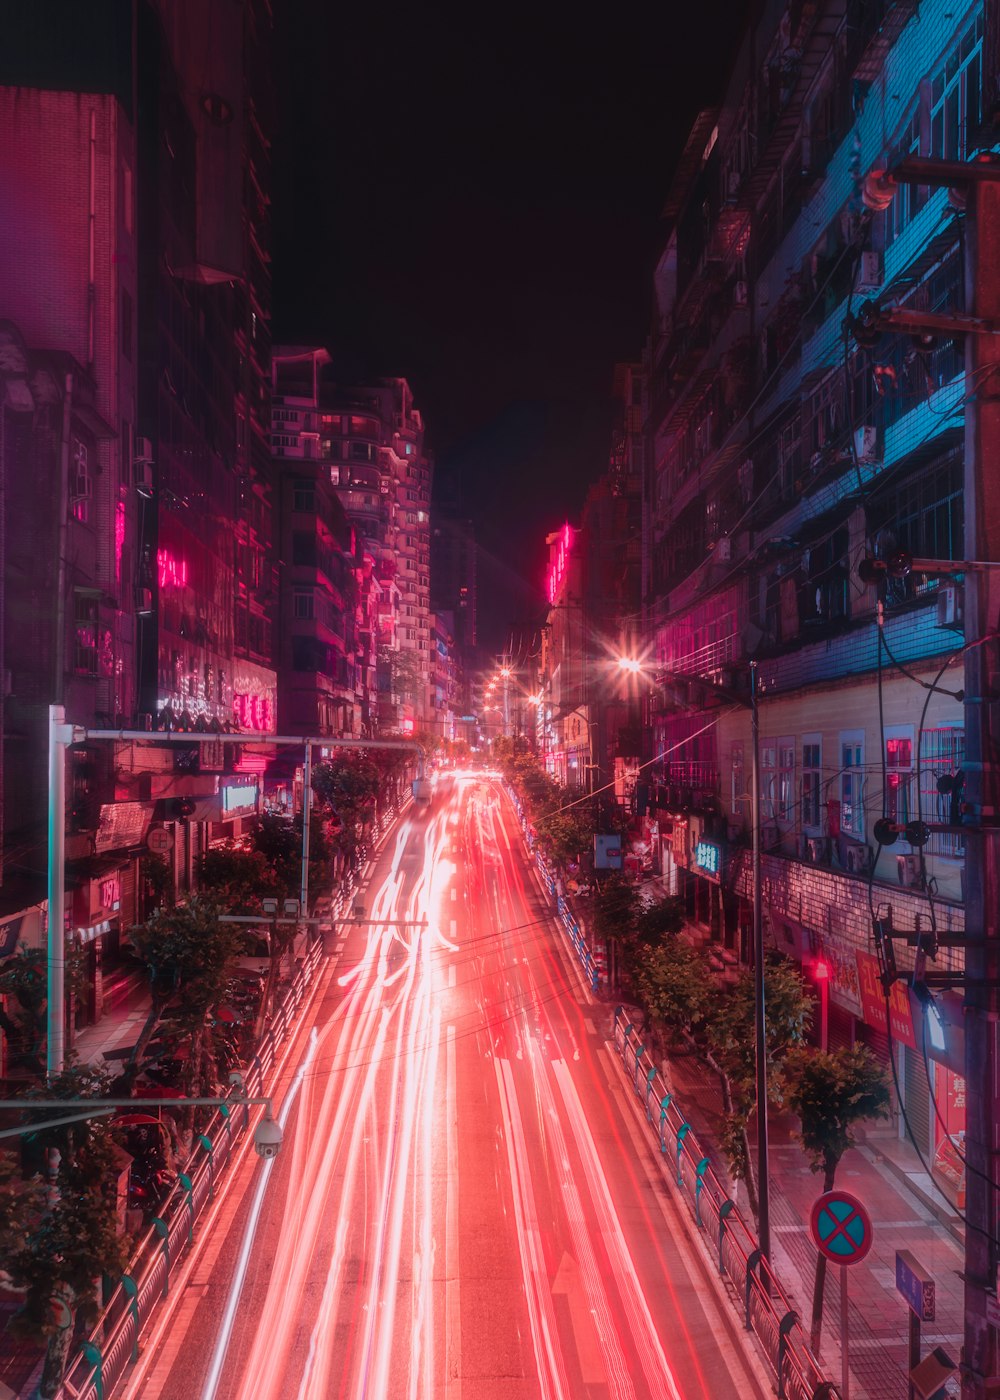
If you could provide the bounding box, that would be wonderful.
[639,0,980,1236]
[271,348,434,733]
[0,0,277,1034]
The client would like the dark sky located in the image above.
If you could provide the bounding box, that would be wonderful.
[271,4,747,648]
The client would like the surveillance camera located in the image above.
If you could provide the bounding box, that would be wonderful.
[254,1116,283,1160]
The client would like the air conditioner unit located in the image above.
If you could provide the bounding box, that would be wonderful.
[854,425,878,463]
[734,280,749,307]
[856,251,883,292]
[134,586,154,615]
[897,853,924,888]
[806,836,829,864]
[715,536,732,562]
[134,436,154,464]
[937,584,964,629]
[845,844,871,874]
[135,459,154,499]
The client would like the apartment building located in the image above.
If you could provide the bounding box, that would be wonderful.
[271,348,433,734]
[640,0,983,1188]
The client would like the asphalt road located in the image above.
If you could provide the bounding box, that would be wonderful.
[124,775,770,1400]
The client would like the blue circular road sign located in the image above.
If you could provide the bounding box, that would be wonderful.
[810,1189,873,1265]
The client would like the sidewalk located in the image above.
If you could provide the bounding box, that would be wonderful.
[658,1041,964,1400]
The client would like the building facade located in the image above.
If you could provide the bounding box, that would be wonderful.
[638,0,983,1200]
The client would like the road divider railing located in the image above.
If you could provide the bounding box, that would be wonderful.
[61,935,323,1400]
[61,799,407,1400]
[505,789,605,994]
[613,1010,839,1400]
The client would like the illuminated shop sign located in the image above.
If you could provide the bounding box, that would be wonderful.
[221,780,259,820]
[545,523,574,604]
[692,839,722,879]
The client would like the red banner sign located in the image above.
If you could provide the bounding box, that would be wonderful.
[856,951,916,1049]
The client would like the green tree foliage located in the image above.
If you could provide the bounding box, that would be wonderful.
[704,956,812,1218]
[532,807,593,866]
[250,811,333,903]
[140,851,174,910]
[632,937,710,1041]
[5,1068,128,1398]
[129,897,247,1099]
[634,895,686,945]
[312,753,381,864]
[198,844,282,915]
[0,947,48,1078]
[783,1044,891,1350]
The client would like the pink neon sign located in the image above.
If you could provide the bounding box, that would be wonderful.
[158,548,188,590]
[546,523,574,604]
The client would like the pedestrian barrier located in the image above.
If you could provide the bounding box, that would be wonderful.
[612,1010,839,1400]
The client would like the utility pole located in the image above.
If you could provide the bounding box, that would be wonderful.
[860,154,1000,1396]
[750,661,770,1269]
[961,167,1000,1400]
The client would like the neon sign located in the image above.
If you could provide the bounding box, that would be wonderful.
[546,523,574,604]
[693,840,721,877]
[158,548,188,589]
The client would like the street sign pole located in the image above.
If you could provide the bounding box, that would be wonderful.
[841,1264,850,1400]
[810,1188,874,1400]
[908,1309,920,1400]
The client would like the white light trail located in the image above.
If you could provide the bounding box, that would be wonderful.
[200,1028,320,1400]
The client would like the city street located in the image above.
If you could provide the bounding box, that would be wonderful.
[123,775,769,1400]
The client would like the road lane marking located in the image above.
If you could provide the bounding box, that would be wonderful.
[552,1058,683,1400]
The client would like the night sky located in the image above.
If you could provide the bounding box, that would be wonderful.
[271,4,747,648]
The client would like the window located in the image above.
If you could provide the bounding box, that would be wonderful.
[884,726,914,828]
[293,482,316,513]
[70,438,91,522]
[920,725,965,857]
[730,742,745,816]
[293,590,315,620]
[802,736,822,830]
[930,15,982,161]
[777,739,795,823]
[840,731,865,837]
[73,593,98,675]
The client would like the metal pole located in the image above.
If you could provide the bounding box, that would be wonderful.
[908,1310,920,1400]
[750,659,770,1265]
[300,740,312,916]
[840,1264,850,1400]
[47,705,67,1078]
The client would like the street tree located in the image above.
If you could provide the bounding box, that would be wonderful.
[704,956,812,1223]
[128,897,247,1116]
[532,806,593,867]
[635,894,686,945]
[5,1067,128,1399]
[632,937,711,1045]
[590,874,641,989]
[312,753,381,864]
[783,1044,891,1350]
[0,946,48,1078]
[198,844,282,916]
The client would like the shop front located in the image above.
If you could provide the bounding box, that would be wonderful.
[71,865,128,1029]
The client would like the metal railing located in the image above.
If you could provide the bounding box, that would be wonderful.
[60,804,406,1400]
[612,1011,839,1400]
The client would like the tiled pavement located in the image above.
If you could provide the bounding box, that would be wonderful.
[662,1046,964,1399]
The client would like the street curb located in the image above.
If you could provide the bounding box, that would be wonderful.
[857,1141,966,1247]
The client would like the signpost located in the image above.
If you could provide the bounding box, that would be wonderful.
[810,1190,874,1400]
[145,826,173,855]
[895,1250,936,1400]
